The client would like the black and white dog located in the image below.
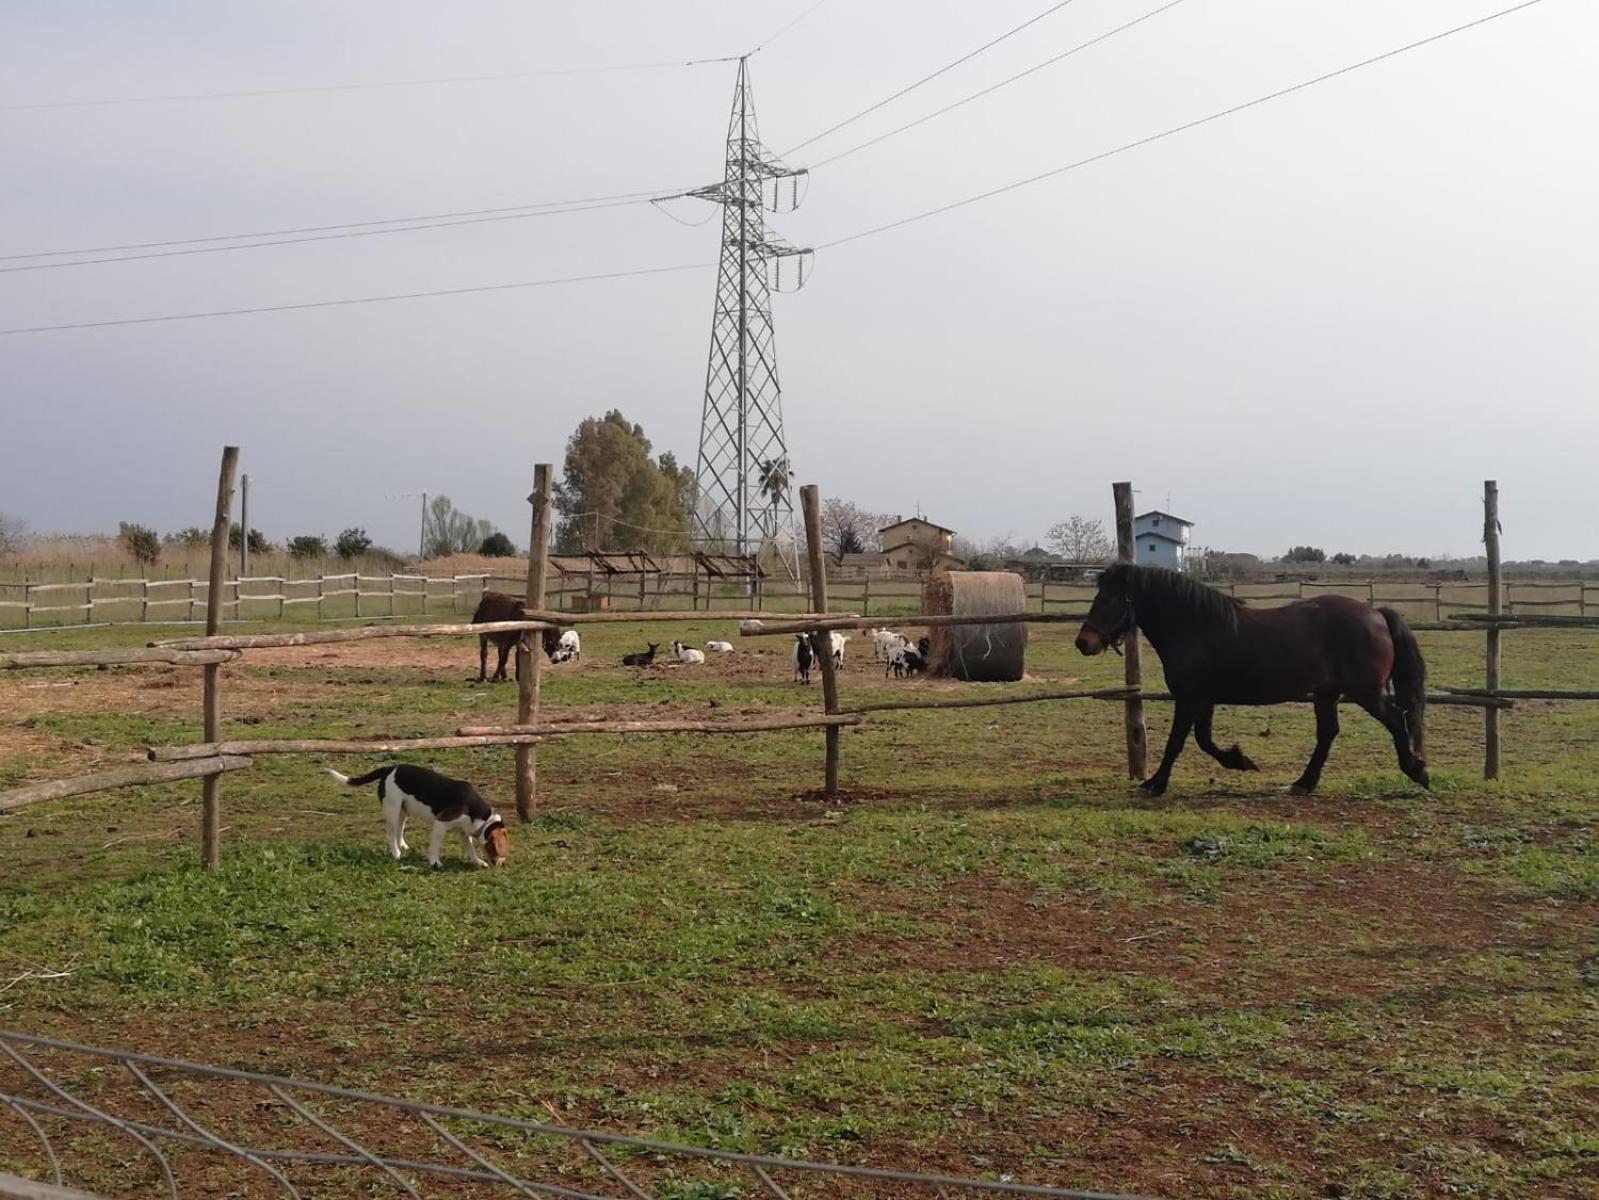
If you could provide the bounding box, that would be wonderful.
[324,764,509,868]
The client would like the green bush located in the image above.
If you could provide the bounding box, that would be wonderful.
[118,522,161,566]
[478,531,516,557]
[288,535,327,559]
[228,524,270,554]
[334,528,372,559]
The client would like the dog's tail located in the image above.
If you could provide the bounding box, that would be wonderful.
[323,766,390,788]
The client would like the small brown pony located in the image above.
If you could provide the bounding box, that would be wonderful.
[1076,563,1428,797]
[471,592,560,683]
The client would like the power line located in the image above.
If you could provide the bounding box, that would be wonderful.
[783,0,1083,156]
[0,192,691,274]
[0,186,694,262]
[0,0,1550,337]
[810,0,1190,169]
[753,0,831,53]
[817,0,1551,249]
[0,262,712,337]
[0,56,743,113]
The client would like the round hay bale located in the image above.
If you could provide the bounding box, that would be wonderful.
[925,571,1027,682]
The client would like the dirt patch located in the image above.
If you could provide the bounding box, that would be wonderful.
[838,859,1595,1005]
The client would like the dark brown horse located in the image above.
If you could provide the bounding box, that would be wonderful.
[471,592,560,683]
[1075,563,1428,796]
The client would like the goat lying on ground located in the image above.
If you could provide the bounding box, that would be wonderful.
[793,634,814,683]
[622,642,660,667]
[705,640,734,654]
[671,640,706,665]
[471,591,563,682]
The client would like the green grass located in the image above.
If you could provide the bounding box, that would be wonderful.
[0,616,1595,1198]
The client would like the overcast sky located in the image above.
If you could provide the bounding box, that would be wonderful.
[2,0,1593,560]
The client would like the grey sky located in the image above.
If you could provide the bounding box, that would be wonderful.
[2,0,1593,560]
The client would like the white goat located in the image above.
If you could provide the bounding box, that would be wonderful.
[671,640,706,665]
[705,640,734,654]
[829,631,850,669]
[557,629,581,660]
[870,628,909,662]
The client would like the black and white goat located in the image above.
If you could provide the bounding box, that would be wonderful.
[888,636,932,678]
[549,629,581,664]
[792,633,814,683]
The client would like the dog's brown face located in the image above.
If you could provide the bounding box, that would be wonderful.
[482,822,510,866]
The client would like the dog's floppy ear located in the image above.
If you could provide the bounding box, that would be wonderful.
[482,814,510,864]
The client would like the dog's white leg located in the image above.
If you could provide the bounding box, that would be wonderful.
[383,799,404,859]
[462,830,486,869]
[427,821,447,868]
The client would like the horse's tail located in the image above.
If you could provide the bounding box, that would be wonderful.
[1380,607,1427,757]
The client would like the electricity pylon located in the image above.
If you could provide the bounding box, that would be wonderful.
[689,56,811,577]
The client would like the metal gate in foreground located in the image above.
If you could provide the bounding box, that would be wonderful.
[0,1032,1137,1200]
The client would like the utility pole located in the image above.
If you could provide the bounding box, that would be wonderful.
[239,473,250,576]
[689,57,811,580]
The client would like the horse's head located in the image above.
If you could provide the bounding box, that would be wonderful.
[1076,562,1136,656]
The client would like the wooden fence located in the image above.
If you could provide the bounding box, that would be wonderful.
[0,573,495,630]
[6,566,1594,633]
[1,463,1592,864]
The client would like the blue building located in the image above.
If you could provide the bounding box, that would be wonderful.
[1133,510,1195,573]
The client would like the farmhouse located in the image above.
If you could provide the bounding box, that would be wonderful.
[1133,510,1195,572]
[877,516,966,573]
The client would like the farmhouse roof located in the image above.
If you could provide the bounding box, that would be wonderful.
[1135,510,1193,527]
[879,516,956,535]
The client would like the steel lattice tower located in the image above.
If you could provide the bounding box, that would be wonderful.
[689,57,811,572]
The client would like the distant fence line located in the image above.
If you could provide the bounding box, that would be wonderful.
[5,565,1598,630]
[0,574,491,629]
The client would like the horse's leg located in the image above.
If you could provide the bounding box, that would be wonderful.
[1290,692,1340,795]
[477,635,488,683]
[1356,694,1431,788]
[495,638,512,683]
[1141,699,1196,798]
[1193,704,1259,772]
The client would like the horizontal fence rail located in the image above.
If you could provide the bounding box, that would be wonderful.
[0,1030,1137,1200]
[6,566,1596,632]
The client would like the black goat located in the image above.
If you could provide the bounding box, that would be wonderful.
[622,642,660,668]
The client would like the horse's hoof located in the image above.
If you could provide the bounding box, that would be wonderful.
[1137,782,1166,799]
[1285,782,1315,796]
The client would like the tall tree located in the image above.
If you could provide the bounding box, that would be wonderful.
[819,497,889,561]
[423,495,499,557]
[1047,516,1114,562]
[554,411,692,553]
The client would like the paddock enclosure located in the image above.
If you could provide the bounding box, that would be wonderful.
[0,455,1594,1199]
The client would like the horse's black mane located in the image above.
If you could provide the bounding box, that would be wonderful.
[1108,562,1242,631]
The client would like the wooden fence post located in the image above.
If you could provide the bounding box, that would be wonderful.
[515,464,553,823]
[1484,480,1502,780]
[83,575,91,625]
[22,583,31,629]
[140,578,149,623]
[801,484,841,795]
[1113,482,1147,780]
[202,447,239,869]
[1433,582,1442,623]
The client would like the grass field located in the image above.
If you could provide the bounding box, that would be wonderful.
[0,614,1595,1198]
